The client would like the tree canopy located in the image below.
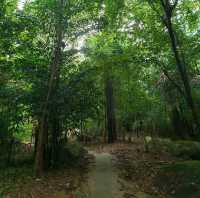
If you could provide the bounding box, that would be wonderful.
[0,0,200,175]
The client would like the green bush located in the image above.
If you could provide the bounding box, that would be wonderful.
[173,141,200,160]
[0,165,33,197]
[59,142,86,165]
[160,161,200,198]
[150,138,200,160]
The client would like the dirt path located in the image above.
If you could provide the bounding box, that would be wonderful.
[5,142,175,198]
[82,151,123,198]
[56,150,123,198]
[54,151,123,198]
[68,146,153,198]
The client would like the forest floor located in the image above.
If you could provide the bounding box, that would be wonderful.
[84,142,176,198]
[3,139,200,198]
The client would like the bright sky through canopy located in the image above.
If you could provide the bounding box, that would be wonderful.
[17,0,26,10]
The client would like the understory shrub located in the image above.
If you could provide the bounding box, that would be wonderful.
[149,138,200,160]
[158,161,200,198]
[58,142,86,165]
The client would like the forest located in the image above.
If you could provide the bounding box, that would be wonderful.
[0,0,200,197]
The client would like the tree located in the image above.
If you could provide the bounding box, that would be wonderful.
[147,0,199,133]
[32,0,102,175]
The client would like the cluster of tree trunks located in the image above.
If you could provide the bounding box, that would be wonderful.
[149,0,199,133]
[35,0,64,176]
[161,0,199,132]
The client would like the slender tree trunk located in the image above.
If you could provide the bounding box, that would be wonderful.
[35,116,48,176]
[105,77,117,143]
[128,132,132,143]
[104,105,107,143]
[51,113,60,167]
[122,129,126,142]
[161,0,199,132]
[34,121,39,159]
[171,105,183,137]
[7,138,14,165]
[35,0,64,176]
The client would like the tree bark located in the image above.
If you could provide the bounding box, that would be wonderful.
[35,0,64,176]
[161,0,199,132]
[105,77,117,143]
[51,113,60,167]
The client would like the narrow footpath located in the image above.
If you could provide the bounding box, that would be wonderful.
[67,145,153,198]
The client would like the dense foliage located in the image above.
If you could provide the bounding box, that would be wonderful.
[0,0,200,175]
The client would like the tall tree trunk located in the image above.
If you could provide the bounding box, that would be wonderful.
[33,121,39,159]
[105,77,117,143]
[171,105,183,138]
[51,113,60,167]
[161,0,199,132]
[35,0,64,176]
[7,138,14,166]
[35,116,48,176]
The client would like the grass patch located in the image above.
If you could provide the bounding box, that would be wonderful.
[0,165,34,197]
[150,138,200,160]
[0,142,88,197]
[163,161,200,183]
[158,161,200,198]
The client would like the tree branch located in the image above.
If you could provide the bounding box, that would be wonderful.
[171,0,179,11]
[147,0,167,26]
[161,67,185,97]
[148,58,186,97]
